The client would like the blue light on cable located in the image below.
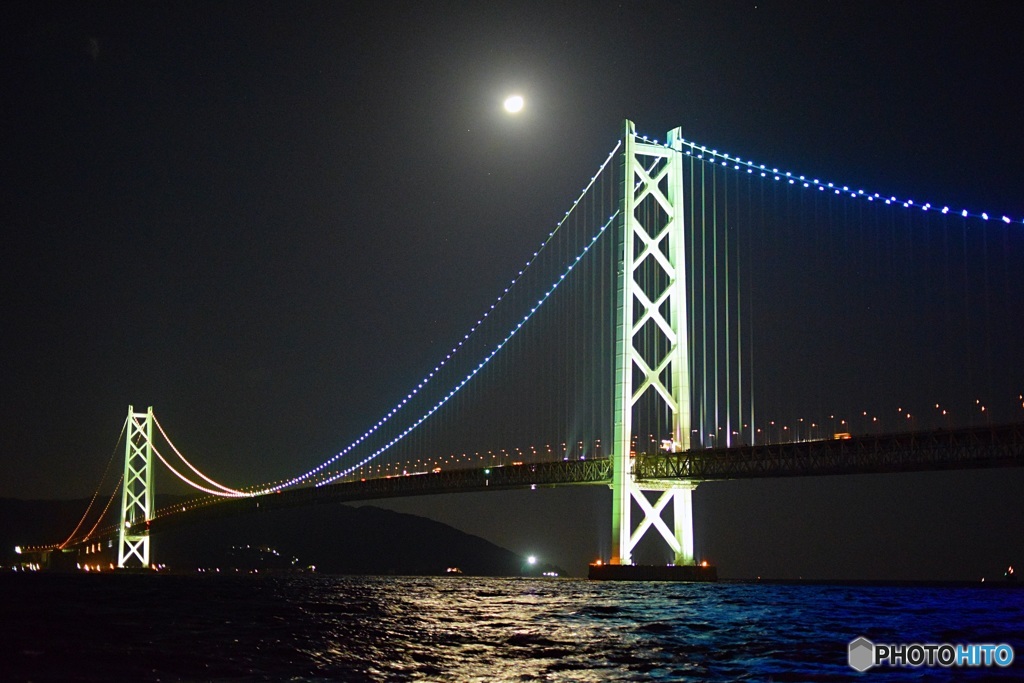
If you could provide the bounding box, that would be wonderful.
[255,140,625,494]
[678,137,1019,226]
[315,212,620,487]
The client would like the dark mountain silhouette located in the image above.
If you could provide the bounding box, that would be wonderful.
[0,497,532,576]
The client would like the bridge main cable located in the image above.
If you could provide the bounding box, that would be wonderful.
[313,209,620,487]
[244,141,624,495]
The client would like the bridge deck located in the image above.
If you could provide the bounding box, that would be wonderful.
[36,423,1022,550]
[156,423,1023,530]
[636,423,1024,482]
[150,458,613,531]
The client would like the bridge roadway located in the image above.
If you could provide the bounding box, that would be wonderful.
[149,422,1024,533]
[27,422,1021,556]
[636,422,1024,482]
[150,458,614,531]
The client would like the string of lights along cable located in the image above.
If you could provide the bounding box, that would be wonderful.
[46,126,1024,552]
[673,134,1020,450]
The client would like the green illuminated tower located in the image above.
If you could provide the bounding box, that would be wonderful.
[610,121,695,566]
[118,405,155,568]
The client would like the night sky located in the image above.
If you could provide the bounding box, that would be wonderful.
[3,1,1023,579]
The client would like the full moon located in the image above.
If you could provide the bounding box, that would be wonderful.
[503,94,524,113]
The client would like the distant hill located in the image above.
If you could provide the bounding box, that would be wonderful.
[0,498,531,576]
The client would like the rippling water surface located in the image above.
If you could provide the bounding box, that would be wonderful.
[3,573,1022,681]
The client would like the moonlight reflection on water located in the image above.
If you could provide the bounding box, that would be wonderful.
[2,573,1022,681]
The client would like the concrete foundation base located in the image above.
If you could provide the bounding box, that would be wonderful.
[588,563,718,582]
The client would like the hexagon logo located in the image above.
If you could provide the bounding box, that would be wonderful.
[848,637,875,672]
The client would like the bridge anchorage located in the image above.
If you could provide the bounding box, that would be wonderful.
[592,120,715,581]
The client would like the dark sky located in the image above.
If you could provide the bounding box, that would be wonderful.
[3,1,1023,579]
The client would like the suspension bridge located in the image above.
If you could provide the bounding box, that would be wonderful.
[16,120,1024,575]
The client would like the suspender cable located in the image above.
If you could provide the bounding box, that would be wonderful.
[688,151,696,446]
[59,415,127,548]
[151,445,250,497]
[745,164,755,445]
[724,163,731,447]
[700,156,708,447]
[738,167,746,444]
[712,160,719,446]
[153,416,246,495]
[81,473,123,542]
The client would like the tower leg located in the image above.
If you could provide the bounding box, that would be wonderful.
[673,486,694,565]
[610,452,631,564]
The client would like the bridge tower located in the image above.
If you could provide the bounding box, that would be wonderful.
[610,121,696,567]
[118,405,155,568]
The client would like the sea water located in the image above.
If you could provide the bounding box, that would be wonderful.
[2,573,1022,681]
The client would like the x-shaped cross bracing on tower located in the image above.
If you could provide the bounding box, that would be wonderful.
[611,121,696,566]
